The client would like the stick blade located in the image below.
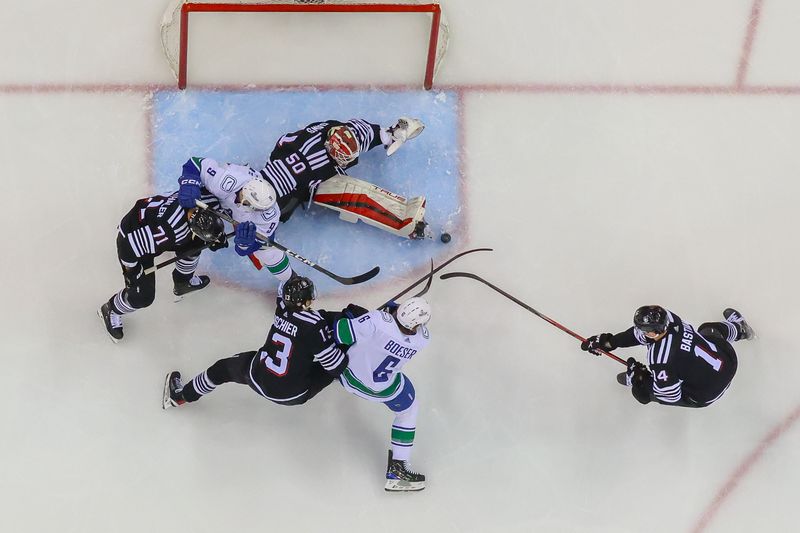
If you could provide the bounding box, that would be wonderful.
[333,265,381,285]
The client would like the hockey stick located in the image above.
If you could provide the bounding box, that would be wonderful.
[379,248,493,308]
[440,272,627,366]
[143,232,235,275]
[195,200,380,285]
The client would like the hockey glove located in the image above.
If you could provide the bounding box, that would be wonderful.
[178,176,202,209]
[384,117,425,156]
[234,221,261,256]
[208,237,229,252]
[623,357,649,386]
[123,263,145,288]
[581,333,615,356]
[343,303,369,319]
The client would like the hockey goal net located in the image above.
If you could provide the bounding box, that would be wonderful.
[161,0,449,89]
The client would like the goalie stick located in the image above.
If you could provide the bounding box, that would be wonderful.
[380,248,493,308]
[143,232,234,275]
[440,271,626,366]
[195,200,380,285]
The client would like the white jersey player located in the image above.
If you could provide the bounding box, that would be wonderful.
[333,297,432,491]
[178,156,294,281]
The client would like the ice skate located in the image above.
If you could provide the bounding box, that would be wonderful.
[173,275,210,302]
[97,302,123,343]
[385,450,426,492]
[162,371,186,410]
[723,308,755,340]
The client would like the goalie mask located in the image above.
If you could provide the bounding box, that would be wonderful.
[325,125,359,167]
[396,297,432,331]
[238,178,277,211]
[282,276,316,310]
[189,210,225,243]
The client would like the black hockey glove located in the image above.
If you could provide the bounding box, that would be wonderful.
[343,303,369,319]
[123,263,145,288]
[208,237,229,252]
[624,357,653,404]
[580,333,615,356]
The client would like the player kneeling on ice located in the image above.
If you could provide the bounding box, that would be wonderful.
[331,297,432,491]
[581,305,755,408]
[163,276,347,409]
[177,156,297,281]
[259,117,432,239]
[98,192,228,343]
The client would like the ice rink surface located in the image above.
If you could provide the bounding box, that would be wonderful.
[2,1,799,532]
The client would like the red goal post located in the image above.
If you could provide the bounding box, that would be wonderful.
[160,0,449,90]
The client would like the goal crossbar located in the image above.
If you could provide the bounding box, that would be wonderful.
[175,2,444,89]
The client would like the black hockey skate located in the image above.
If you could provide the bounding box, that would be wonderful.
[173,275,210,301]
[162,371,186,410]
[723,308,755,340]
[97,302,123,343]
[410,220,432,240]
[385,450,426,492]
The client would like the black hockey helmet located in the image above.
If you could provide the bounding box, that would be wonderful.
[189,210,225,243]
[282,276,316,309]
[633,305,669,335]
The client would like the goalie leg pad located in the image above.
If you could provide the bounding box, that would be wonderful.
[314,175,427,239]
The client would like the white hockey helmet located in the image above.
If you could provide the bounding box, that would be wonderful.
[238,178,276,211]
[396,297,432,331]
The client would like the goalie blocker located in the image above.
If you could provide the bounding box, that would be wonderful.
[313,175,432,240]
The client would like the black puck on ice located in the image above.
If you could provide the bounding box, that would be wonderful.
[440,232,451,243]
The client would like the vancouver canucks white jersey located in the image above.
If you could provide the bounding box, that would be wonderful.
[192,157,281,241]
[335,310,430,402]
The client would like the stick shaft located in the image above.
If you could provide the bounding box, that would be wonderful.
[440,272,627,366]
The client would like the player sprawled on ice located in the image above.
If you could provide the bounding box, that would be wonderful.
[260,117,432,239]
[331,297,432,491]
[177,156,297,281]
[163,276,346,409]
[581,306,755,408]
[97,192,228,343]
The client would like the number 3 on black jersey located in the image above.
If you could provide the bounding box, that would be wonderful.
[261,333,293,376]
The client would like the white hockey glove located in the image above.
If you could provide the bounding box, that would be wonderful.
[383,117,425,156]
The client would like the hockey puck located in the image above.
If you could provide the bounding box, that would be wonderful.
[440,232,451,243]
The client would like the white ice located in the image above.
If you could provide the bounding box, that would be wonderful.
[1,1,799,532]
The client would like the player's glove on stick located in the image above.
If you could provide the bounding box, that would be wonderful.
[234,221,260,256]
[581,333,615,356]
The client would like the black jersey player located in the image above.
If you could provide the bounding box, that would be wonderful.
[581,305,755,408]
[162,276,347,409]
[98,191,227,343]
[259,117,424,222]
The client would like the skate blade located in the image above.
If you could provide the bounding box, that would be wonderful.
[384,479,426,492]
[97,308,120,344]
[162,373,175,410]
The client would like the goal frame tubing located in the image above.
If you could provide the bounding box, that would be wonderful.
[178,2,442,89]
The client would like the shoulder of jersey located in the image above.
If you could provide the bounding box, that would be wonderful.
[379,310,393,323]
[292,309,324,326]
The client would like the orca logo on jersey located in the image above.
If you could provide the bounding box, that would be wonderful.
[221,175,237,192]
[384,340,417,359]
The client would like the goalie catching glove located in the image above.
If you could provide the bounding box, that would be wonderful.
[382,117,425,156]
